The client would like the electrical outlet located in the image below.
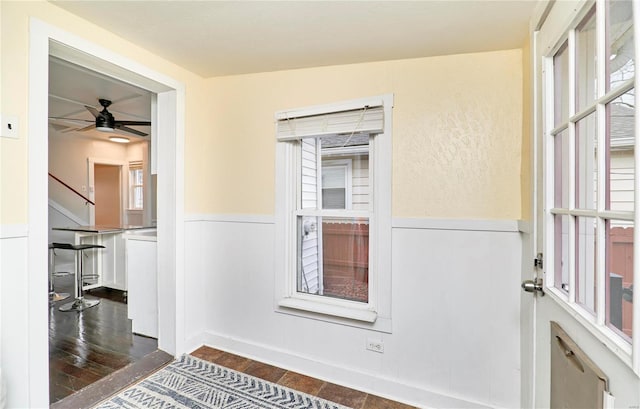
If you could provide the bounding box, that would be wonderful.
[0,115,19,139]
[366,339,384,353]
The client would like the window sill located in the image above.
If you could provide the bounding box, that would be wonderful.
[278,297,377,323]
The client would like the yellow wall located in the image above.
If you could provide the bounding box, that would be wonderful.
[1,1,524,223]
[201,50,523,219]
[0,0,207,224]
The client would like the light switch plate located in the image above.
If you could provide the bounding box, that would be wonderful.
[1,115,19,139]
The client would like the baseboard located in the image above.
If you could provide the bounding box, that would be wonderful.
[187,331,493,409]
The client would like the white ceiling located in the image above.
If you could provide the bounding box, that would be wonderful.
[50,0,538,78]
[48,56,152,141]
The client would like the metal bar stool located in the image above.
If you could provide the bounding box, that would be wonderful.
[48,244,71,304]
[53,242,105,312]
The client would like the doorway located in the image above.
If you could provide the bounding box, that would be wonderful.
[94,163,122,226]
[26,20,185,408]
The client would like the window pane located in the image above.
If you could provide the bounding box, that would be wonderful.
[133,186,143,209]
[576,217,597,314]
[606,220,633,342]
[555,214,571,293]
[321,135,369,211]
[608,0,635,91]
[607,89,635,211]
[577,7,597,111]
[555,129,570,208]
[554,42,570,126]
[301,135,370,211]
[576,114,598,210]
[297,216,369,303]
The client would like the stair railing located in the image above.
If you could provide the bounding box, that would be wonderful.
[48,173,95,206]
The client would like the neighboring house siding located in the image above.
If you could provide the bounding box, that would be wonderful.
[300,139,321,294]
[610,150,634,214]
[352,158,369,211]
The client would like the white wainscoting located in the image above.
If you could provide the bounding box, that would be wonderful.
[0,225,31,407]
[184,215,522,408]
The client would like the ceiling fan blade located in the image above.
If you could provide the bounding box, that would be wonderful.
[84,105,102,118]
[114,124,148,137]
[77,124,97,132]
[114,120,152,126]
[48,117,94,123]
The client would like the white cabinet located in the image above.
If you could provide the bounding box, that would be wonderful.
[76,231,127,291]
[125,232,158,338]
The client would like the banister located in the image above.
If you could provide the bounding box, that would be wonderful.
[48,173,95,206]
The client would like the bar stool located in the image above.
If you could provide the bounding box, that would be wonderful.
[53,242,105,312]
[48,244,71,304]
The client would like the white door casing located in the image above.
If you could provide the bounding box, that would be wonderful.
[27,18,185,408]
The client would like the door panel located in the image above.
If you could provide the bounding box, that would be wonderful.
[528,1,640,407]
[94,164,121,226]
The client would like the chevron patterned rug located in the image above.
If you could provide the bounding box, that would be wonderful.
[94,354,351,409]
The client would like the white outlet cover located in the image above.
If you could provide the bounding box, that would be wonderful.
[0,115,19,139]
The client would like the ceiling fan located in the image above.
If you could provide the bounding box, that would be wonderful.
[50,98,151,137]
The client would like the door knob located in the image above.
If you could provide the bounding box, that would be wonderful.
[522,278,545,296]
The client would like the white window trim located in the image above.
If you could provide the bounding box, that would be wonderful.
[539,0,640,373]
[274,94,393,333]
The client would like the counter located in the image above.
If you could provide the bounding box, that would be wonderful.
[52,225,156,292]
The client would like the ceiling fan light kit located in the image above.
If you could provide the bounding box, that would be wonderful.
[109,136,130,143]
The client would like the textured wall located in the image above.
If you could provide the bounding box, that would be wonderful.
[200,50,523,219]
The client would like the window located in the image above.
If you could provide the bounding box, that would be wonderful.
[274,95,392,330]
[545,0,637,366]
[321,159,353,210]
[129,161,144,210]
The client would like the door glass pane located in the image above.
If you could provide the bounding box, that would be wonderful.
[297,216,369,303]
[576,216,597,314]
[577,7,597,111]
[554,42,570,126]
[608,0,635,91]
[576,114,598,210]
[555,129,570,208]
[606,219,633,342]
[607,89,635,212]
[555,214,571,293]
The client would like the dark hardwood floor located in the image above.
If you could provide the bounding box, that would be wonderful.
[49,273,158,404]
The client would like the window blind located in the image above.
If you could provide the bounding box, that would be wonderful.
[276,105,384,141]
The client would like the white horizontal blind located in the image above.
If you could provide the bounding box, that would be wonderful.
[276,106,384,141]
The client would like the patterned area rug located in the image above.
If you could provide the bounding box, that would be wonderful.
[94,354,350,409]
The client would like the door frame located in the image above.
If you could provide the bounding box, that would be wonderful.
[27,18,185,407]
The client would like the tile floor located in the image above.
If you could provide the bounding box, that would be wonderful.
[191,345,417,409]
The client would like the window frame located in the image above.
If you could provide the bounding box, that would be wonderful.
[128,161,144,211]
[274,94,393,333]
[541,0,639,372]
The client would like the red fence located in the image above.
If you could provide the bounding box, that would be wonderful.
[609,227,633,338]
[322,222,369,302]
